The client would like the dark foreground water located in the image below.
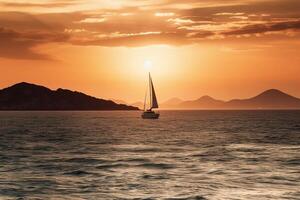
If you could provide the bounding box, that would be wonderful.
[0,111,299,200]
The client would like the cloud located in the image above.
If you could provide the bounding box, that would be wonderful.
[0,27,70,60]
[187,31,215,38]
[71,32,190,47]
[155,12,175,17]
[0,2,75,8]
[223,20,300,36]
[214,12,245,16]
[76,17,107,23]
[0,0,300,60]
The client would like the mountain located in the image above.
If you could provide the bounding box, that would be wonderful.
[0,82,139,110]
[109,99,146,109]
[225,89,300,109]
[110,99,128,105]
[131,101,144,109]
[177,96,224,109]
[161,98,183,108]
[162,89,300,109]
[108,99,144,109]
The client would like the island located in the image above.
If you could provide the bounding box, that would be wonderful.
[0,82,139,110]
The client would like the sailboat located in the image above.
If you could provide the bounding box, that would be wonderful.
[142,73,160,119]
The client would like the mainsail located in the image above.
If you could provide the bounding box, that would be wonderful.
[149,74,159,109]
[144,73,159,110]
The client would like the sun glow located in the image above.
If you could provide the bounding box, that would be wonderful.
[143,60,153,71]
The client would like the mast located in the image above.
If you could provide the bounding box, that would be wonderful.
[149,73,152,110]
[143,84,148,111]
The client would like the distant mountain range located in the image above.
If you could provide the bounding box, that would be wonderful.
[160,97,183,108]
[121,89,300,110]
[161,89,300,109]
[0,82,138,110]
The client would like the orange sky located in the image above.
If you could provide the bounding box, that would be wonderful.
[0,0,300,102]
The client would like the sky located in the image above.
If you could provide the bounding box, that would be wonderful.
[0,0,300,102]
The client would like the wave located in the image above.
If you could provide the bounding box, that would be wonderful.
[137,162,175,169]
[64,170,92,176]
[65,157,107,164]
[164,195,207,200]
[96,163,130,169]
[116,158,151,163]
[142,174,169,180]
[283,158,300,166]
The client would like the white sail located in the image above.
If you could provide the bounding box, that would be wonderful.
[149,74,159,109]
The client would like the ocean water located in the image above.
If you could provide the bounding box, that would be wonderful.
[0,110,299,200]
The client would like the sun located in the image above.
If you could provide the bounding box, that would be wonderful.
[143,60,153,71]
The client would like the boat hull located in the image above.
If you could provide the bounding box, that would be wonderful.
[141,111,160,119]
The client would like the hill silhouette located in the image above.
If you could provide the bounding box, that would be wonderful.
[161,98,183,108]
[177,96,224,109]
[225,89,300,109]
[131,101,144,109]
[161,89,300,109]
[0,82,139,110]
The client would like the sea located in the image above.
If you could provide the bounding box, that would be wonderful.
[0,110,299,200]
